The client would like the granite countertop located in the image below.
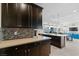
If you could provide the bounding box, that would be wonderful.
[0,36,50,49]
[39,33,68,36]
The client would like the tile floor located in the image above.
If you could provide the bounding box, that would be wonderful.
[50,39,79,56]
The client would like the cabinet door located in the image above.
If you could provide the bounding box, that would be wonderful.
[27,43,40,56]
[5,45,28,56]
[1,3,7,27]
[2,3,18,28]
[4,47,17,56]
[0,49,8,56]
[18,3,30,28]
[8,3,18,27]
[37,8,42,29]
[27,47,39,56]
[40,40,50,56]
[31,4,42,29]
[16,3,22,27]
[15,46,26,56]
[16,3,32,28]
[31,5,38,29]
[27,4,32,28]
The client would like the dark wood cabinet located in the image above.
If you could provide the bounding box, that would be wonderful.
[31,4,42,29]
[0,40,50,56]
[20,3,32,28]
[37,8,42,29]
[51,36,65,48]
[1,3,42,28]
[40,40,50,56]
[0,45,28,56]
[1,3,7,27]
[40,34,65,48]
[2,3,17,27]
[7,3,18,27]
[27,42,40,56]
[31,4,38,29]
[51,36,61,48]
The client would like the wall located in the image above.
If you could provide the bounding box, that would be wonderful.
[2,28,33,40]
[36,3,79,25]
[0,28,33,40]
[0,4,3,40]
[0,3,1,27]
[36,3,79,33]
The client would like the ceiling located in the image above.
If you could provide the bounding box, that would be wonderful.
[37,3,79,17]
[36,3,79,26]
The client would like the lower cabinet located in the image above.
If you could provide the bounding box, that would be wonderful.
[0,40,50,56]
[51,36,65,48]
[27,43,40,56]
[40,40,50,56]
[1,45,27,56]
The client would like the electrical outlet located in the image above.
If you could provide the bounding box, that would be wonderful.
[14,31,18,35]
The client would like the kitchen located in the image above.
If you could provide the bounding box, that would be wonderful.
[0,3,79,56]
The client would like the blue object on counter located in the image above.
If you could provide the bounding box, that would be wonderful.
[67,33,79,39]
[71,33,79,39]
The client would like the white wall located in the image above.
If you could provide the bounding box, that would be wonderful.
[35,3,79,25]
[35,3,79,33]
[0,3,1,27]
[0,3,3,40]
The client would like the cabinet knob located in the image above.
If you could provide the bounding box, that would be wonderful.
[34,43,37,46]
[28,49,30,52]
[15,48,18,50]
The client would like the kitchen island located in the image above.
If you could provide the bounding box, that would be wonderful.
[0,36,51,56]
[39,33,67,48]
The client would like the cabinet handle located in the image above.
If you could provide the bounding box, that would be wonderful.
[25,50,27,53]
[15,48,18,50]
[28,49,30,52]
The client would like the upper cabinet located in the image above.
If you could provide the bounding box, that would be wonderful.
[31,4,38,29]
[31,4,42,29]
[37,7,42,29]
[19,3,31,28]
[2,3,17,27]
[1,3,43,29]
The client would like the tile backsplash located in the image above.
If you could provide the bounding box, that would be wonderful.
[0,28,33,40]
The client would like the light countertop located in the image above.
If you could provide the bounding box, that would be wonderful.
[39,33,68,36]
[0,36,50,49]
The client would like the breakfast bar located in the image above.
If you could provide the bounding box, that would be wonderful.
[39,33,67,48]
